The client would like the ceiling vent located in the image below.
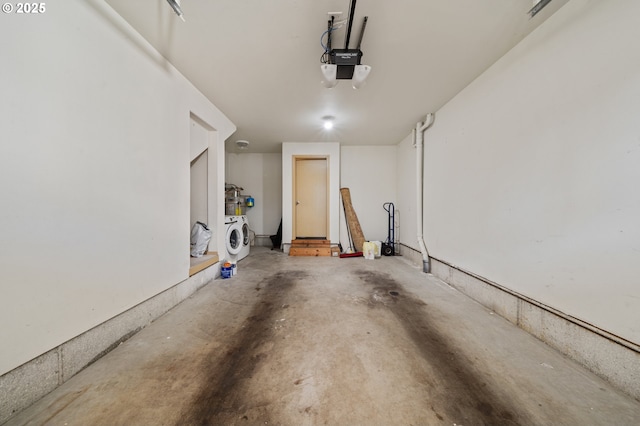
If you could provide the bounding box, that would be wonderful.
[235,140,250,150]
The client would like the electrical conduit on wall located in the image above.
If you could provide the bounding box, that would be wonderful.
[415,113,435,273]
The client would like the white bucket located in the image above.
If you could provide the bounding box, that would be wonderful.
[371,241,382,258]
[363,242,376,260]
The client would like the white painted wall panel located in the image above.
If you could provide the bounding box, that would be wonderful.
[411,0,640,344]
[190,150,208,227]
[340,146,397,243]
[0,0,234,375]
[396,133,418,252]
[190,117,209,162]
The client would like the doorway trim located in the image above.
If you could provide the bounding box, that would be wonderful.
[281,142,340,251]
[292,155,330,240]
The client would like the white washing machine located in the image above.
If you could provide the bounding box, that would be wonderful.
[224,215,250,261]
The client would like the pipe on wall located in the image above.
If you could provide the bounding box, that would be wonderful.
[415,113,435,273]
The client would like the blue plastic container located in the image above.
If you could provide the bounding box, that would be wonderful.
[221,266,233,279]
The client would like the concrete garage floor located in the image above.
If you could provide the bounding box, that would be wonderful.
[7,248,640,425]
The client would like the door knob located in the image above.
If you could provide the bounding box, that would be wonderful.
[296,200,301,205]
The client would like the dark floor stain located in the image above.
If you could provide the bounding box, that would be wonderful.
[181,270,307,425]
[430,405,444,421]
[85,327,142,368]
[42,387,91,424]
[355,269,528,425]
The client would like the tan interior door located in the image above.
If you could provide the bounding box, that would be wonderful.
[294,158,328,238]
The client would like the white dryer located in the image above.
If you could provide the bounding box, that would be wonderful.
[224,215,250,261]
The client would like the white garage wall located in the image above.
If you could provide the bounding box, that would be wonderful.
[190,150,208,227]
[226,153,283,237]
[411,0,640,345]
[0,0,234,375]
[396,133,419,253]
[340,146,397,245]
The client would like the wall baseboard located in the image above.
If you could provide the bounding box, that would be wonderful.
[398,243,422,265]
[427,256,640,401]
[0,264,219,425]
[253,235,273,247]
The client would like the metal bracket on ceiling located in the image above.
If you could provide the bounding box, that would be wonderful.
[166,0,185,22]
[528,0,553,18]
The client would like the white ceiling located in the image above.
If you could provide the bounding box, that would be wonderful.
[105,0,568,153]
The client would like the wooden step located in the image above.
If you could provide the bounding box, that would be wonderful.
[289,239,333,256]
[292,239,330,246]
[189,251,219,276]
[289,246,332,256]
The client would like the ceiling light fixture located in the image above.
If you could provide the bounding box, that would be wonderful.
[320,0,371,89]
[166,0,185,22]
[352,64,371,89]
[322,116,335,130]
[321,64,338,88]
[235,140,250,149]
